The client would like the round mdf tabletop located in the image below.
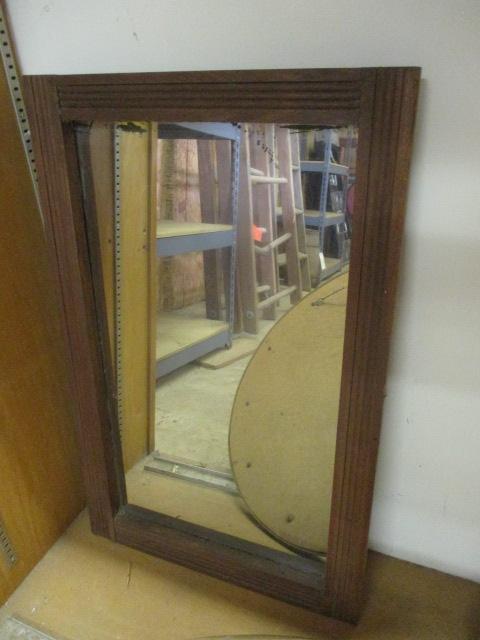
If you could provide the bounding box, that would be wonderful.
[229,273,348,553]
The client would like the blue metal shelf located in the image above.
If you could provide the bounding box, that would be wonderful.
[158,122,241,141]
[304,211,345,229]
[156,327,231,378]
[300,160,349,176]
[156,221,234,257]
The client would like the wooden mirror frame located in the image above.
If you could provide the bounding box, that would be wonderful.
[23,67,419,623]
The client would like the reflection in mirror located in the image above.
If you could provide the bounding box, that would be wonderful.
[78,121,357,562]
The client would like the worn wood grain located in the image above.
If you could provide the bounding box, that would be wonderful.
[326,67,421,622]
[115,504,326,612]
[52,70,365,123]
[22,67,420,623]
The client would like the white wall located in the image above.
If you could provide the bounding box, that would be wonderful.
[7,0,480,583]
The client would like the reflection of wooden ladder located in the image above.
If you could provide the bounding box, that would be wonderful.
[276,126,311,293]
[237,124,304,334]
[248,124,277,321]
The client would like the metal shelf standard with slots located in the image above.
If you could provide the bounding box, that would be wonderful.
[155,123,241,378]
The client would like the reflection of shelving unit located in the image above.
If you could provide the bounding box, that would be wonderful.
[237,124,307,334]
[301,128,352,281]
[303,210,346,228]
[158,122,240,141]
[301,160,349,176]
[156,123,241,377]
[156,312,229,377]
[156,221,234,256]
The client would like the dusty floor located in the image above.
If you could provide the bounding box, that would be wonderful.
[126,457,292,552]
[0,510,478,640]
[155,303,291,470]
[155,357,248,470]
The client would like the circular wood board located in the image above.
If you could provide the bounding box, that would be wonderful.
[229,273,348,553]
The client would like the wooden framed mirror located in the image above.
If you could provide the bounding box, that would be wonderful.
[23,67,419,623]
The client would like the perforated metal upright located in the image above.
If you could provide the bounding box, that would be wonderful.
[0,6,41,217]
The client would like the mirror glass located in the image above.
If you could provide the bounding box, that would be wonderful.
[77,120,358,562]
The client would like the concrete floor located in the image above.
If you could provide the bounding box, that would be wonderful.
[0,510,478,640]
[155,357,248,470]
[155,305,291,471]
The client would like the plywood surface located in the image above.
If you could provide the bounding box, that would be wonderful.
[0,511,478,640]
[230,274,348,553]
[156,312,228,360]
[0,62,83,604]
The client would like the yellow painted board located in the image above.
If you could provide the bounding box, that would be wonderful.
[118,124,155,470]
